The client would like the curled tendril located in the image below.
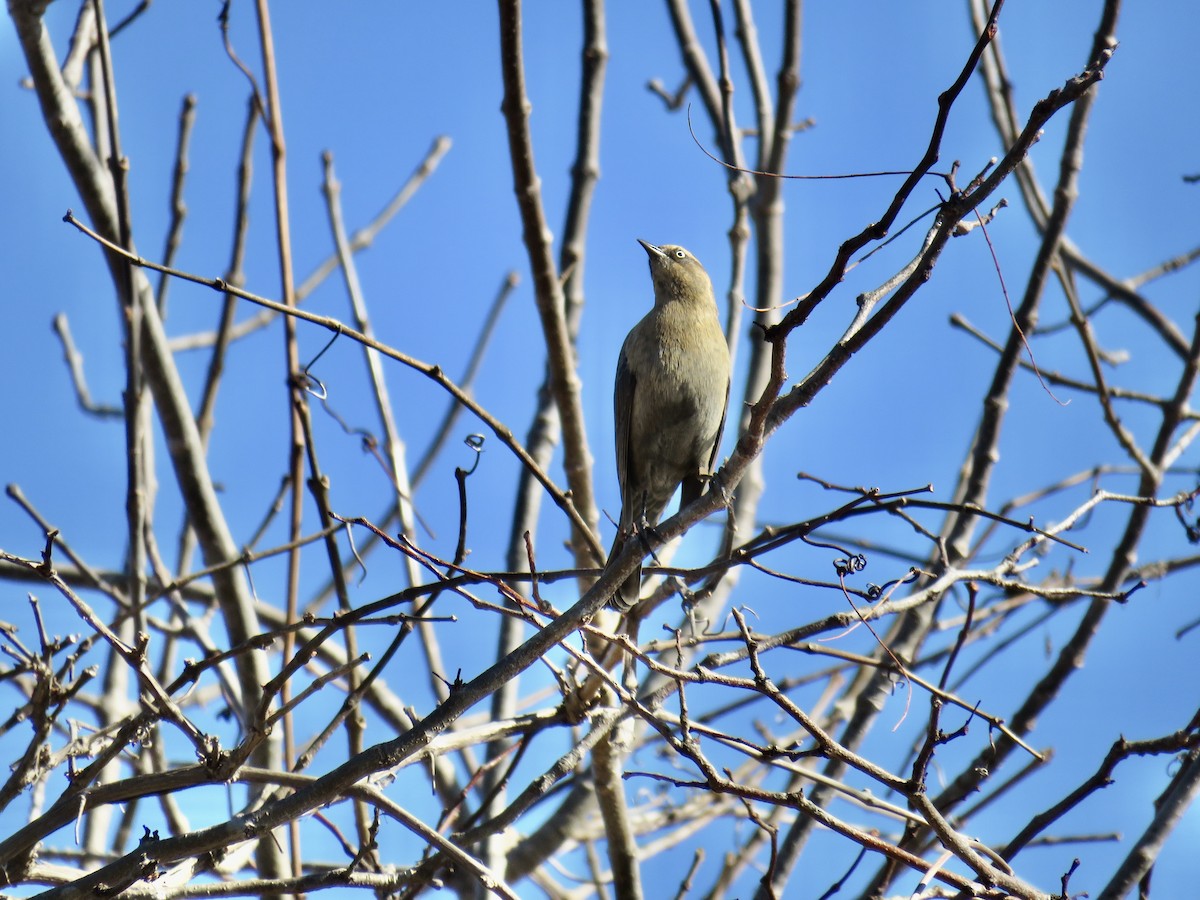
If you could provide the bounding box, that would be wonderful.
[1174,497,1200,544]
[293,370,327,400]
[833,554,867,577]
[460,433,486,477]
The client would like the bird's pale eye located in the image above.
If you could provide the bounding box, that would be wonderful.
[674,249,686,259]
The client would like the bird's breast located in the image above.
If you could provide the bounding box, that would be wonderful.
[624,306,728,438]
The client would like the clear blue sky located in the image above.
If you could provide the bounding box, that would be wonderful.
[2,2,1198,896]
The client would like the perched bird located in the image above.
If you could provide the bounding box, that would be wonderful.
[608,240,731,611]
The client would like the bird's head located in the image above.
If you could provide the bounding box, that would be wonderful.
[638,239,715,306]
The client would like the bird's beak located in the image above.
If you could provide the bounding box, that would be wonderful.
[637,239,666,260]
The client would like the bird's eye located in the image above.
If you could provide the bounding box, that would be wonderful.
[674,249,686,259]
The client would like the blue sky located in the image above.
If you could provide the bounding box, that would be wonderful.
[2,2,1199,897]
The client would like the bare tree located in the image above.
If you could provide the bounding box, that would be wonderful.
[2,1,1198,898]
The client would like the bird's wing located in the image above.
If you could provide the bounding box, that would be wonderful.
[614,346,636,524]
[706,373,732,479]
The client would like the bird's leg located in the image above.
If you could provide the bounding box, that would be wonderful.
[708,469,737,531]
[628,490,662,560]
[632,515,665,568]
[705,468,729,505]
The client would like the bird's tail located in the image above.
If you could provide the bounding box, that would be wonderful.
[606,533,642,613]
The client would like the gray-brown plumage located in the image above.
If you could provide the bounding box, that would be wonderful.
[608,240,731,611]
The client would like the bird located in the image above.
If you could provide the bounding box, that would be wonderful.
[607,240,731,612]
